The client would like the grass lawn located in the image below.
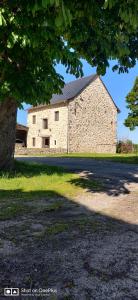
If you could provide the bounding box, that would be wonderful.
[0,161,100,220]
[17,153,138,164]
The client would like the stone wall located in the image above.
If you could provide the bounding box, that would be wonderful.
[68,77,118,153]
[27,103,68,150]
[15,145,67,156]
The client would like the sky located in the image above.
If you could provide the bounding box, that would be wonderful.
[17,59,138,143]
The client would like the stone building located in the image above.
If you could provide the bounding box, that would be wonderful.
[16,123,28,146]
[27,74,119,153]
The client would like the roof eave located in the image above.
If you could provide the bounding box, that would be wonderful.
[27,100,67,113]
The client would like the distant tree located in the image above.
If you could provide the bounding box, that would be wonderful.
[0,0,138,169]
[125,77,138,130]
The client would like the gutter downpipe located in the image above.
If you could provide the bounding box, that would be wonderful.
[67,100,69,154]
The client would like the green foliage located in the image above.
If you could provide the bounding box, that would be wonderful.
[116,139,133,153]
[125,77,138,130]
[133,144,138,154]
[0,1,138,106]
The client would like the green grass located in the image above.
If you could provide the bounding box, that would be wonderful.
[39,201,63,212]
[0,161,100,199]
[31,222,69,238]
[46,223,69,235]
[0,161,80,200]
[35,216,115,239]
[16,153,138,164]
[0,161,100,219]
[0,203,31,220]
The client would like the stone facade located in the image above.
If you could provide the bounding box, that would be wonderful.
[68,77,117,153]
[27,76,118,153]
[27,103,68,151]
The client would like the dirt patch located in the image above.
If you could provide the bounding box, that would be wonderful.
[0,159,138,299]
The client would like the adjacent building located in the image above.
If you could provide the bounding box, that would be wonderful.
[27,74,119,153]
[16,123,28,147]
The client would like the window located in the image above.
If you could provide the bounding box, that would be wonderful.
[54,140,56,145]
[32,137,36,147]
[32,115,36,124]
[42,137,50,148]
[55,111,59,121]
[43,118,48,129]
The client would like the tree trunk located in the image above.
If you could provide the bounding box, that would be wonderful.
[0,98,17,170]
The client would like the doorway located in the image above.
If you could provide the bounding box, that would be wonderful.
[42,137,50,148]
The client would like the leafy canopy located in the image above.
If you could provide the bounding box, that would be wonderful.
[125,77,138,130]
[0,0,138,106]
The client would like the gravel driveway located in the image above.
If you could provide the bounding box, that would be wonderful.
[17,155,138,175]
[1,157,137,299]
[18,156,138,196]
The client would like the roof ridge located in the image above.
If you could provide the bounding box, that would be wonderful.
[64,73,96,86]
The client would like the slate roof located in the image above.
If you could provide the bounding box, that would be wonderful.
[28,74,97,112]
[50,74,97,105]
[28,74,119,112]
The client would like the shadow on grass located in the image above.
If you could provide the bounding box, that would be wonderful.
[69,173,133,196]
[0,189,66,220]
[68,176,102,192]
[69,165,138,196]
[1,160,138,197]
[0,188,137,227]
[0,188,59,202]
[0,160,67,178]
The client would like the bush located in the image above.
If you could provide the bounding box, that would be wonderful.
[116,140,134,153]
[133,144,138,154]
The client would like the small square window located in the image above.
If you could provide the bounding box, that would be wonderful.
[32,115,36,124]
[43,118,48,129]
[55,111,59,121]
[32,137,36,147]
